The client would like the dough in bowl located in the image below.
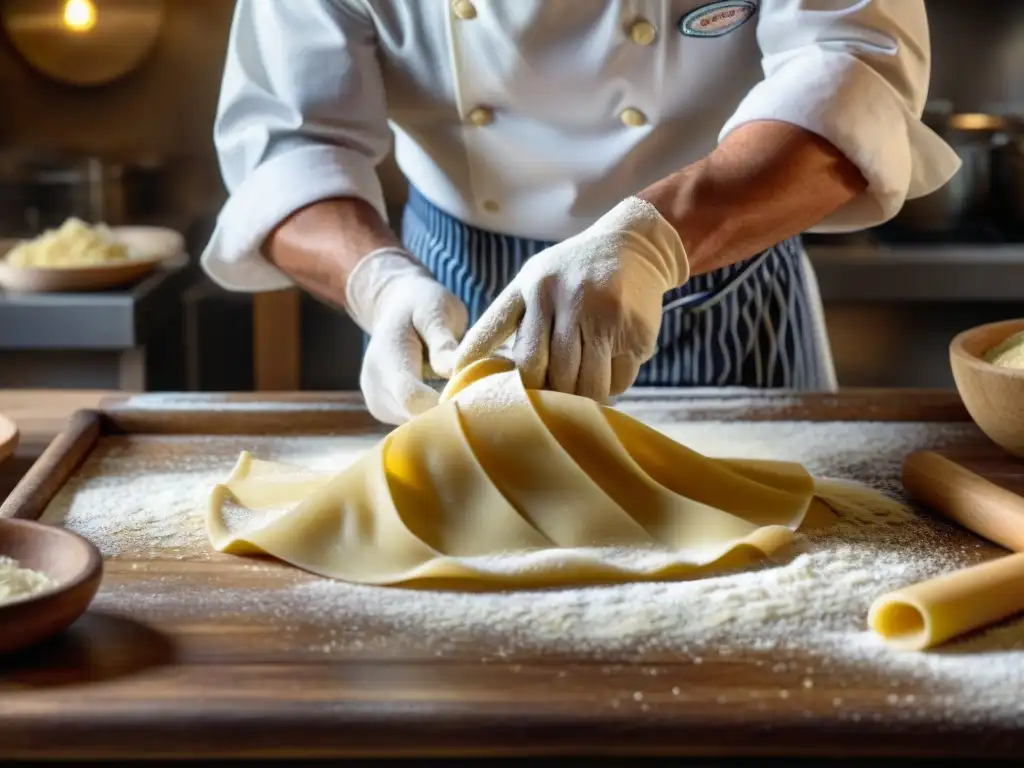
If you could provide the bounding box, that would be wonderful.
[207,360,829,586]
[6,218,128,268]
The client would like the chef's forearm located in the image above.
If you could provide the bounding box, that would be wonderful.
[639,120,868,277]
[263,197,401,306]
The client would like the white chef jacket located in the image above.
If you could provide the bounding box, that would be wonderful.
[201,0,961,293]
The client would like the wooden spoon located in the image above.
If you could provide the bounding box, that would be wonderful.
[0,413,17,466]
[0,518,103,655]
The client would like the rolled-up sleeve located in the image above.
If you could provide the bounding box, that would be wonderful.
[200,0,391,292]
[719,0,962,232]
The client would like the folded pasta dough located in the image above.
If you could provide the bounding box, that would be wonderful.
[207,359,821,585]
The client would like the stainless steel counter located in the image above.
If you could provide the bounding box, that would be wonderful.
[803,239,1024,390]
[0,257,193,390]
[807,242,1024,302]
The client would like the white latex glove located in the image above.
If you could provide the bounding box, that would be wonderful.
[453,197,689,403]
[346,247,468,425]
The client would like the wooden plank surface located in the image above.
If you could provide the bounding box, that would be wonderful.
[7,389,1024,760]
[4,648,1022,760]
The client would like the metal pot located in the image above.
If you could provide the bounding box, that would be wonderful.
[27,156,126,228]
[892,110,1005,235]
[992,114,1024,237]
[0,151,152,238]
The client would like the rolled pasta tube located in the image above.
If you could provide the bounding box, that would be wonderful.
[868,551,1024,651]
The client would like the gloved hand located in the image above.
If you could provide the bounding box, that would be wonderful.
[346,247,468,425]
[453,197,689,403]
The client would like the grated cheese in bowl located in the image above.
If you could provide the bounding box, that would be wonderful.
[5,217,130,269]
[0,556,55,606]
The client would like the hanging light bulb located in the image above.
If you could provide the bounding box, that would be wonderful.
[62,0,97,32]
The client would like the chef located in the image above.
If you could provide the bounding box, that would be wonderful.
[200,0,959,425]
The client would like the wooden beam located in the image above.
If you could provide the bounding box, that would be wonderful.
[252,289,301,391]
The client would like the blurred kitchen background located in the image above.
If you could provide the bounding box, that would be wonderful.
[0,0,1022,393]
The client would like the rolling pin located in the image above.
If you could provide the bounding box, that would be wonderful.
[901,450,1024,552]
[868,450,1024,651]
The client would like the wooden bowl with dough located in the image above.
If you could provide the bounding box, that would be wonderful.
[0,518,103,655]
[950,318,1024,459]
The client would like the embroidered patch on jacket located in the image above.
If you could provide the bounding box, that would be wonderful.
[679,1,757,38]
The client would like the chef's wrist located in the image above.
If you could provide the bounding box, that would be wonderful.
[263,196,401,306]
[637,159,728,278]
[638,121,866,276]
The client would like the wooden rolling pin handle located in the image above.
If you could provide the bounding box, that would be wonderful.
[902,450,1024,553]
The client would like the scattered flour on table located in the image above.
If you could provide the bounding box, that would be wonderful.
[40,435,366,557]
[37,418,1024,722]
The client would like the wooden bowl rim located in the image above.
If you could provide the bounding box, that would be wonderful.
[0,518,102,611]
[0,252,168,274]
[0,413,17,454]
[950,318,1024,380]
[0,256,165,294]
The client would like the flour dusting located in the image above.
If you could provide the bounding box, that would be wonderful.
[451,368,526,412]
[38,417,1024,723]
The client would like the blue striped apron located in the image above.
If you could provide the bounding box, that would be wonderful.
[399,186,837,391]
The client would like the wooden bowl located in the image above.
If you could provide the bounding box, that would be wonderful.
[950,318,1024,458]
[0,413,16,466]
[0,225,184,294]
[0,518,103,655]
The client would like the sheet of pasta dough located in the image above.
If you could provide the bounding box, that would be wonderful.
[207,365,824,585]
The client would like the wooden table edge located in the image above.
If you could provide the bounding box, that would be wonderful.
[0,698,1021,760]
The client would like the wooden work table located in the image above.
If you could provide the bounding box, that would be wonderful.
[3,388,1024,761]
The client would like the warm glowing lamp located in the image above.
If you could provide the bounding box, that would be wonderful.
[62,0,96,32]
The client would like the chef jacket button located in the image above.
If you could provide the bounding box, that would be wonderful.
[452,0,477,20]
[482,199,500,213]
[629,20,657,46]
[619,107,647,127]
[468,106,494,126]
